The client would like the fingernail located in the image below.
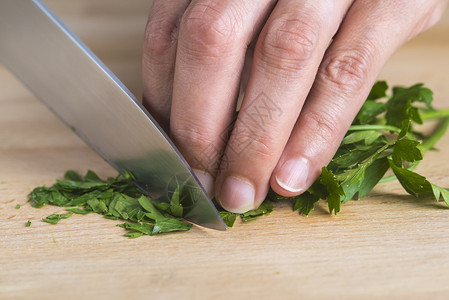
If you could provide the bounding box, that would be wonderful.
[275,157,310,193]
[192,169,215,198]
[219,176,256,213]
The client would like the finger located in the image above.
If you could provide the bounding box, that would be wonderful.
[170,0,276,196]
[215,0,353,212]
[271,0,446,196]
[142,0,190,130]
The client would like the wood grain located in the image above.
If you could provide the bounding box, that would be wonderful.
[1,1,449,299]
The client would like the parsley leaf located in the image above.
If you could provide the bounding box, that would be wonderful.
[385,83,433,127]
[389,160,433,196]
[137,195,192,235]
[65,206,92,215]
[367,80,388,100]
[64,170,82,181]
[293,191,319,216]
[357,157,390,199]
[392,139,422,167]
[219,211,237,227]
[240,200,273,221]
[431,184,449,206]
[167,186,183,218]
[320,167,345,215]
[42,212,73,225]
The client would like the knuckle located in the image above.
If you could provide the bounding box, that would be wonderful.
[144,17,179,56]
[171,122,224,172]
[320,48,372,92]
[249,136,277,159]
[228,124,277,160]
[171,123,216,154]
[180,4,241,57]
[257,17,318,74]
[301,109,341,146]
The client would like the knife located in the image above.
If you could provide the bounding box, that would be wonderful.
[0,0,226,230]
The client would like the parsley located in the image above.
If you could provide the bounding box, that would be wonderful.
[293,81,449,215]
[26,81,449,236]
[26,220,31,227]
[219,211,237,227]
[28,170,192,237]
[240,200,274,221]
[15,204,20,209]
[42,213,73,225]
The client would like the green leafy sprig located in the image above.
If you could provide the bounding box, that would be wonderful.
[292,82,449,215]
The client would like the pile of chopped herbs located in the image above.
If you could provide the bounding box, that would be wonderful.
[29,170,193,238]
[27,81,449,238]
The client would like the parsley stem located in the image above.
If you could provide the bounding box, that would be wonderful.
[421,116,449,152]
[420,108,449,121]
[348,124,400,133]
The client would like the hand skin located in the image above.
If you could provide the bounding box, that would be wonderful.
[142,0,448,213]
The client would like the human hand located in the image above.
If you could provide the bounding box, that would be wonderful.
[142,0,448,213]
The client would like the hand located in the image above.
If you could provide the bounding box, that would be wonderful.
[142,0,448,213]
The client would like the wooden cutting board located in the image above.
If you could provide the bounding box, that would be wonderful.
[1,1,449,299]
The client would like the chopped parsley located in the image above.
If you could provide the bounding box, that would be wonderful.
[28,170,192,237]
[42,213,73,225]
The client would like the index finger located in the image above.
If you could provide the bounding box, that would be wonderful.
[170,0,275,196]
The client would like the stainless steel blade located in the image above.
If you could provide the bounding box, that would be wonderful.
[0,0,226,230]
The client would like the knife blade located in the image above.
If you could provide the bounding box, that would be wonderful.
[0,0,226,230]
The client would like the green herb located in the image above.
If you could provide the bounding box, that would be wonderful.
[26,81,449,236]
[240,200,274,221]
[28,170,192,237]
[15,204,20,209]
[219,211,237,227]
[135,195,191,235]
[293,81,449,215]
[42,213,73,225]
[65,206,92,215]
[26,220,31,227]
[214,198,274,226]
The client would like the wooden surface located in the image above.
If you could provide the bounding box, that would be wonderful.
[1,1,449,299]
